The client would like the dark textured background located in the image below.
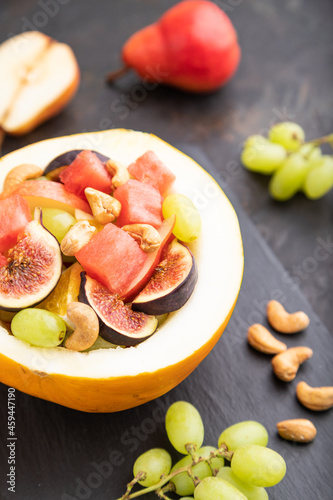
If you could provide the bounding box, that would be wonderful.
[0,1,332,499]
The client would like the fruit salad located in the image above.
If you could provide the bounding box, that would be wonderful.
[0,148,201,350]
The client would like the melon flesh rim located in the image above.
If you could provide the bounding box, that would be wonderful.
[0,129,243,412]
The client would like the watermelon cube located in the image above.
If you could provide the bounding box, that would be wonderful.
[59,150,112,198]
[0,195,32,253]
[75,223,147,297]
[128,150,176,195]
[114,179,163,228]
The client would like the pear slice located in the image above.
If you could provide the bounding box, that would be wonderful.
[0,31,79,137]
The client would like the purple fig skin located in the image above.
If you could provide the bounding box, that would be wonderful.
[44,150,110,177]
[0,210,62,311]
[79,273,158,347]
[132,247,198,316]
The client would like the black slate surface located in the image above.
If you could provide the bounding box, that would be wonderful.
[0,148,332,500]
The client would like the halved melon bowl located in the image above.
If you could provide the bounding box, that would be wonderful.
[0,129,243,412]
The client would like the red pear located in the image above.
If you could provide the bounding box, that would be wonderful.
[108,0,241,93]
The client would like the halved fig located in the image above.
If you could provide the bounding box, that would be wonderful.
[79,273,158,346]
[44,150,110,180]
[132,239,198,315]
[0,208,62,311]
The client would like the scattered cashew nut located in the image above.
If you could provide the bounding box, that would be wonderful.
[85,187,121,224]
[277,419,317,443]
[296,381,333,411]
[247,323,287,354]
[122,223,161,252]
[271,346,313,381]
[105,158,130,188]
[60,221,97,256]
[64,302,99,351]
[267,300,310,333]
[4,163,44,191]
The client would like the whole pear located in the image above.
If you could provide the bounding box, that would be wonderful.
[116,0,241,93]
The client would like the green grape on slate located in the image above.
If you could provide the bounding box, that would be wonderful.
[11,308,66,347]
[165,401,204,454]
[243,134,269,150]
[41,208,76,243]
[217,467,268,500]
[298,143,322,162]
[133,448,172,487]
[170,446,224,496]
[194,476,247,500]
[269,121,305,151]
[241,141,286,174]
[162,194,201,242]
[269,152,310,200]
[303,155,333,199]
[231,445,286,487]
[218,420,268,451]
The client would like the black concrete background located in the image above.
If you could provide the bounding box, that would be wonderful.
[0,1,332,499]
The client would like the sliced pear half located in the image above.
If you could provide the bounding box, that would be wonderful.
[0,31,79,136]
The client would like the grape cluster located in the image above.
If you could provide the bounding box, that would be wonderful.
[118,401,286,500]
[241,122,333,200]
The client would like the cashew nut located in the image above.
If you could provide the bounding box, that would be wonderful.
[122,224,161,252]
[64,302,99,351]
[277,419,317,443]
[4,163,44,191]
[247,324,287,354]
[271,346,313,382]
[105,158,130,188]
[296,381,333,411]
[267,300,310,333]
[60,221,97,256]
[85,187,121,224]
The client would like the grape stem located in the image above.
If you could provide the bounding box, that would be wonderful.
[116,445,234,500]
[306,132,333,148]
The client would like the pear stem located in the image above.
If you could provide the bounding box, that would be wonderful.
[106,65,131,84]
[0,128,5,155]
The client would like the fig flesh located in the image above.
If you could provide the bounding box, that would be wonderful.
[44,150,110,180]
[132,239,197,315]
[79,273,158,346]
[0,209,62,311]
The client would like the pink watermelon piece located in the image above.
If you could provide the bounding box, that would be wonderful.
[75,222,147,298]
[114,179,163,228]
[59,150,112,198]
[128,150,176,194]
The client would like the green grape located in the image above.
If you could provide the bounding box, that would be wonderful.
[170,454,211,496]
[269,122,305,151]
[165,401,204,454]
[11,308,66,347]
[298,143,322,162]
[41,208,76,243]
[162,194,201,242]
[243,135,269,149]
[133,448,172,487]
[194,476,247,500]
[199,446,225,472]
[231,445,286,487]
[269,153,310,200]
[218,421,268,451]
[303,155,333,199]
[170,446,224,496]
[241,141,286,174]
[217,467,268,500]
[181,498,194,499]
